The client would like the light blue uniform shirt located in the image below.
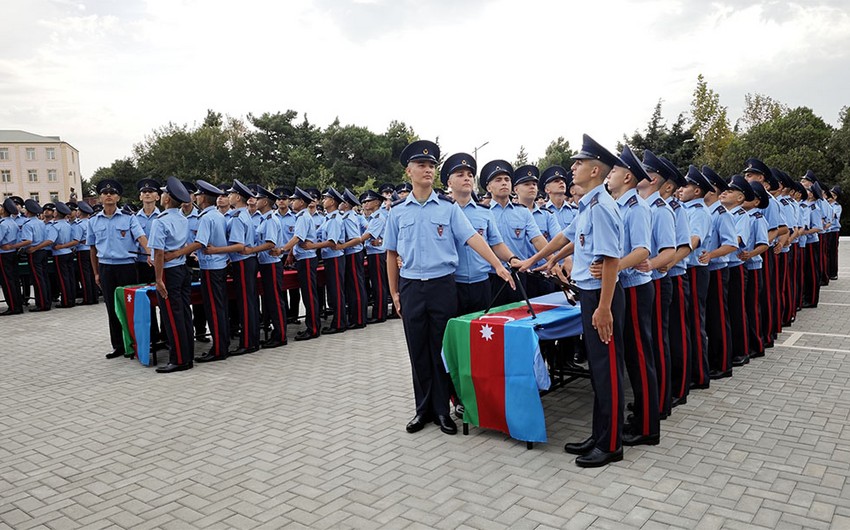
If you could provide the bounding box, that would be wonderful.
[72,219,88,252]
[0,217,19,253]
[275,210,297,256]
[818,198,832,231]
[15,215,26,228]
[763,194,783,244]
[135,207,160,263]
[292,209,318,261]
[546,200,577,232]
[685,198,712,268]
[250,209,263,232]
[797,202,808,248]
[149,208,188,268]
[194,206,228,270]
[616,188,652,288]
[363,210,386,256]
[20,217,47,248]
[667,198,691,278]
[778,196,797,252]
[48,220,74,256]
[311,211,325,233]
[185,207,200,245]
[319,210,345,260]
[342,210,364,255]
[805,202,822,243]
[726,206,751,268]
[256,211,281,265]
[647,192,676,280]
[225,207,254,263]
[562,183,623,291]
[707,203,737,271]
[455,200,503,284]
[86,210,145,265]
[490,201,542,261]
[745,211,768,270]
[384,191,476,280]
[831,203,842,232]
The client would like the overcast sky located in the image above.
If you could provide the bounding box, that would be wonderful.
[3,0,850,177]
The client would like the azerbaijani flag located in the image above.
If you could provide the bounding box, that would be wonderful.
[114,284,156,366]
[442,299,581,443]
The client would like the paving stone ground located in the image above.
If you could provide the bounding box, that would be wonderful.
[1,239,849,529]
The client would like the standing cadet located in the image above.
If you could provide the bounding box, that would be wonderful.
[340,190,368,329]
[742,183,770,358]
[86,179,148,358]
[11,200,52,311]
[74,201,98,305]
[150,177,193,373]
[181,181,208,343]
[49,202,79,308]
[248,186,287,349]
[828,186,842,280]
[514,165,560,297]
[166,180,230,362]
[0,198,23,315]
[274,187,301,324]
[385,140,515,437]
[801,182,824,308]
[519,134,626,467]
[135,178,164,348]
[722,175,755,367]
[680,166,714,390]
[282,187,321,340]
[543,166,577,232]
[315,188,347,334]
[360,190,389,323]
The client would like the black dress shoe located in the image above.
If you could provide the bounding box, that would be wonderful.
[195,353,226,363]
[750,350,765,358]
[575,447,623,468]
[229,346,259,356]
[0,309,23,316]
[105,350,124,359]
[731,356,749,367]
[626,402,634,412]
[671,396,687,408]
[195,335,211,343]
[434,415,457,435]
[709,369,733,380]
[294,331,319,341]
[321,327,345,335]
[690,382,710,390]
[28,307,50,312]
[347,323,367,330]
[155,363,193,373]
[564,436,596,455]
[623,432,660,447]
[453,404,465,420]
[261,340,285,349]
[405,415,431,433]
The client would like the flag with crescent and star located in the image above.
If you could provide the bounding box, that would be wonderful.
[114,284,157,366]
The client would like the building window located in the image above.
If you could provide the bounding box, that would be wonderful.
[1,170,10,183]
[71,151,75,163]
[3,192,12,199]
[48,169,57,182]
[28,169,38,182]
[26,148,36,161]
[0,148,8,160]
[29,192,39,202]
[46,147,56,160]
[50,192,60,202]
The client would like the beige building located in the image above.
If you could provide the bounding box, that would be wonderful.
[0,130,82,205]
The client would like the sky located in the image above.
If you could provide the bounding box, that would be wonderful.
[3,0,850,178]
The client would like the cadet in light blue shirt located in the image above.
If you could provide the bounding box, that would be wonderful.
[339,189,368,328]
[0,198,23,314]
[283,187,321,340]
[542,166,577,230]
[315,188,347,333]
[48,203,79,308]
[359,189,390,322]
[247,186,287,349]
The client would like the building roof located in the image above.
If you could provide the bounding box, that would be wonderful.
[0,130,64,144]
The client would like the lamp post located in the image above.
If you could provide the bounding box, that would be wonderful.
[473,141,489,162]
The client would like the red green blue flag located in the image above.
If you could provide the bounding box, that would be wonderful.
[114,285,157,366]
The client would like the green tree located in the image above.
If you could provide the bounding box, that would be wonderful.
[515,145,529,167]
[690,74,734,168]
[322,118,390,190]
[620,101,698,169]
[737,93,788,132]
[827,105,850,233]
[536,137,576,170]
[89,158,143,201]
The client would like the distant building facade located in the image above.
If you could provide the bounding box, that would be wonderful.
[0,130,82,204]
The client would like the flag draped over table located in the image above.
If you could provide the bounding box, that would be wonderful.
[443,300,581,443]
[114,285,157,366]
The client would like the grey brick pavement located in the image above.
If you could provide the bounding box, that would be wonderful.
[1,240,849,529]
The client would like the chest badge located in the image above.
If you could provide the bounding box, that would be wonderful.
[437,225,444,237]
[515,228,522,237]
[477,228,484,236]
[579,234,585,246]
[120,230,126,237]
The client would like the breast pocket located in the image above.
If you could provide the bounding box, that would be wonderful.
[430,215,451,241]
[398,218,416,243]
[576,216,592,249]
[509,224,526,240]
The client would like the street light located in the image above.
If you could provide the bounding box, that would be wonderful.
[473,141,489,162]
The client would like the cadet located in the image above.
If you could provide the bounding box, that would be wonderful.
[395,182,412,201]
[520,134,626,467]
[86,180,148,358]
[315,188,348,334]
[74,201,98,305]
[181,181,208,343]
[827,186,841,280]
[49,202,79,308]
[384,140,514,437]
[0,198,23,315]
[543,166,577,231]
[12,200,52,311]
[248,185,287,349]
[742,183,770,357]
[514,164,560,297]
[136,178,164,347]
[150,177,193,373]
[273,187,301,324]
[722,175,755,367]
[339,190,368,329]
[282,187,321,340]
[801,181,824,308]
[680,166,714,390]
[360,190,389,323]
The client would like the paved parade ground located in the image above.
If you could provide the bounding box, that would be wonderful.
[1,240,849,529]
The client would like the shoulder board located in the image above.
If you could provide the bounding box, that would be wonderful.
[670,200,681,211]
[437,193,455,203]
[754,212,764,218]
[810,204,817,210]
[780,198,788,206]
[198,210,209,219]
[156,211,169,219]
[589,195,599,207]
[626,195,638,207]
[734,208,745,215]
[391,198,405,207]
[692,203,703,208]
[652,198,666,208]
[265,213,273,219]
[714,206,725,215]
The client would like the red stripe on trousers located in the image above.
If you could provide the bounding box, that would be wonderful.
[608,338,619,453]
[305,258,317,334]
[77,256,88,301]
[205,270,222,356]
[677,277,688,397]
[753,273,763,352]
[716,270,728,371]
[163,296,183,364]
[629,288,651,435]
[55,258,68,305]
[690,272,704,384]
[350,254,363,324]
[739,267,748,357]
[239,261,249,348]
[654,280,666,413]
[765,254,774,338]
[271,265,286,339]
[0,257,16,311]
[335,259,344,327]
[29,254,46,308]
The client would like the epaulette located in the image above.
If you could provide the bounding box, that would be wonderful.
[198,210,209,219]
[391,198,406,207]
[734,208,746,215]
[653,198,666,208]
[714,205,725,215]
[156,211,169,219]
[810,204,817,210]
[670,200,681,211]
[538,205,553,213]
[437,193,455,204]
[589,195,599,207]
[692,203,703,208]
[754,212,764,218]
[626,195,638,207]
[780,198,789,206]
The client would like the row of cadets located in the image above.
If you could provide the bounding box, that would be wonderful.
[46,201,79,308]
[73,201,99,305]
[515,164,561,298]
[826,186,842,280]
[272,187,301,324]
[316,187,348,334]
[282,187,321,340]
[180,180,208,343]
[0,198,24,314]
[722,175,756,367]
[359,189,389,323]
[385,141,515,437]
[519,134,627,468]
[340,189,369,329]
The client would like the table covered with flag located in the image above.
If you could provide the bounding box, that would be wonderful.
[441,292,582,444]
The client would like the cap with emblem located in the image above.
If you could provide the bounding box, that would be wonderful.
[831,185,842,197]
[773,168,795,189]
[195,180,226,197]
[793,181,807,197]
[303,187,320,202]
[97,179,123,195]
[255,184,279,202]
[641,149,664,176]
[811,181,823,200]
[162,176,191,204]
[42,203,56,211]
[54,202,71,216]
[440,153,476,186]
[479,160,514,189]
[342,188,361,207]
[685,165,714,194]
[323,187,345,203]
[2,198,18,216]
[378,182,395,195]
[77,201,94,215]
[743,158,770,177]
[92,204,103,213]
[227,179,256,200]
[399,140,440,167]
[121,204,136,215]
[513,165,540,186]
[540,165,570,188]
[802,169,818,183]
[702,166,728,192]
[66,202,78,211]
[659,157,687,188]
[395,182,412,194]
[181,180,198,195]
[137,178,161,193]
[571,134,621,169]
[750,182,770,208]
[273,186,292,198]
[359,189,382,203]
[618,146,650,182]
[24,199,43,215]
[729,175,755,202]
[10,196,24,207]
[290,187,314,203]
